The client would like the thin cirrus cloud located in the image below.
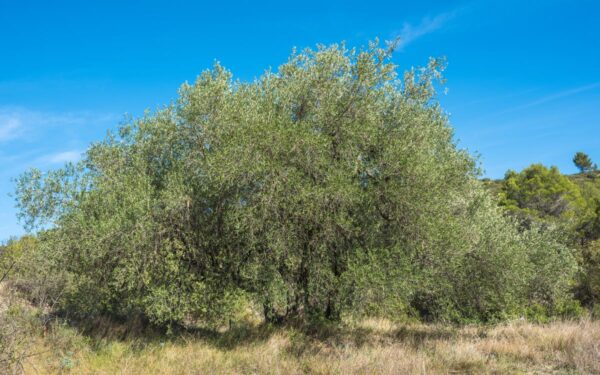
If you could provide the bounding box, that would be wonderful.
[394,11,457,49]
[0,106,120,142]
[461,82,600,126]
[497,82,600,115]
[37,150,82,165]
[0,114,23,141]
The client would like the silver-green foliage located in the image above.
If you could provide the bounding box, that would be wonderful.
[14,42,577,325]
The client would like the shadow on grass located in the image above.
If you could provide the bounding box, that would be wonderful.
[52,313,279,351]
[50,312,469,355]
[282,320,464,356]
[393,325,458,346]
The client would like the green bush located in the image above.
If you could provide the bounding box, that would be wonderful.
[500,164,588,223]
[576,239,600,306]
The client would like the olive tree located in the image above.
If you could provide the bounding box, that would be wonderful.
[15,41,577,325]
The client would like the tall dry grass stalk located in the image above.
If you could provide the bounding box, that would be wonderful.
[19,317,600,374]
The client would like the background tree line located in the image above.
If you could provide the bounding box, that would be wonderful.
[490,152,600,311]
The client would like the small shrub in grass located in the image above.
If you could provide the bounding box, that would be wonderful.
[524,299,583,323]
[525,304,550,324]
[554,299,584,319]
[0,295,44,374]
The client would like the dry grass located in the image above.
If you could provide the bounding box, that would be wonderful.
[17,317,600,374]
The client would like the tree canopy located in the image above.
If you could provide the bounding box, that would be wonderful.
[500,164,588,222]
[14,42,577,326]
[573,152,595,174]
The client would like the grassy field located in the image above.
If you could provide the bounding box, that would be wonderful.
[13,316,598,374]
[0,283,598,374]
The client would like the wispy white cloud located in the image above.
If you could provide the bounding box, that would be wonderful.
[0,114,23,141]
[395,11,457,49]
[461,82,600,126]
[38,150,82,165]
[498,82,600,114]
[0,106,120,142]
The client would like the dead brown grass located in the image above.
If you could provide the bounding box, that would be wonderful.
[18,317,600,374]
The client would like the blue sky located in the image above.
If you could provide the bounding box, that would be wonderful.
[1,0,599,240]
